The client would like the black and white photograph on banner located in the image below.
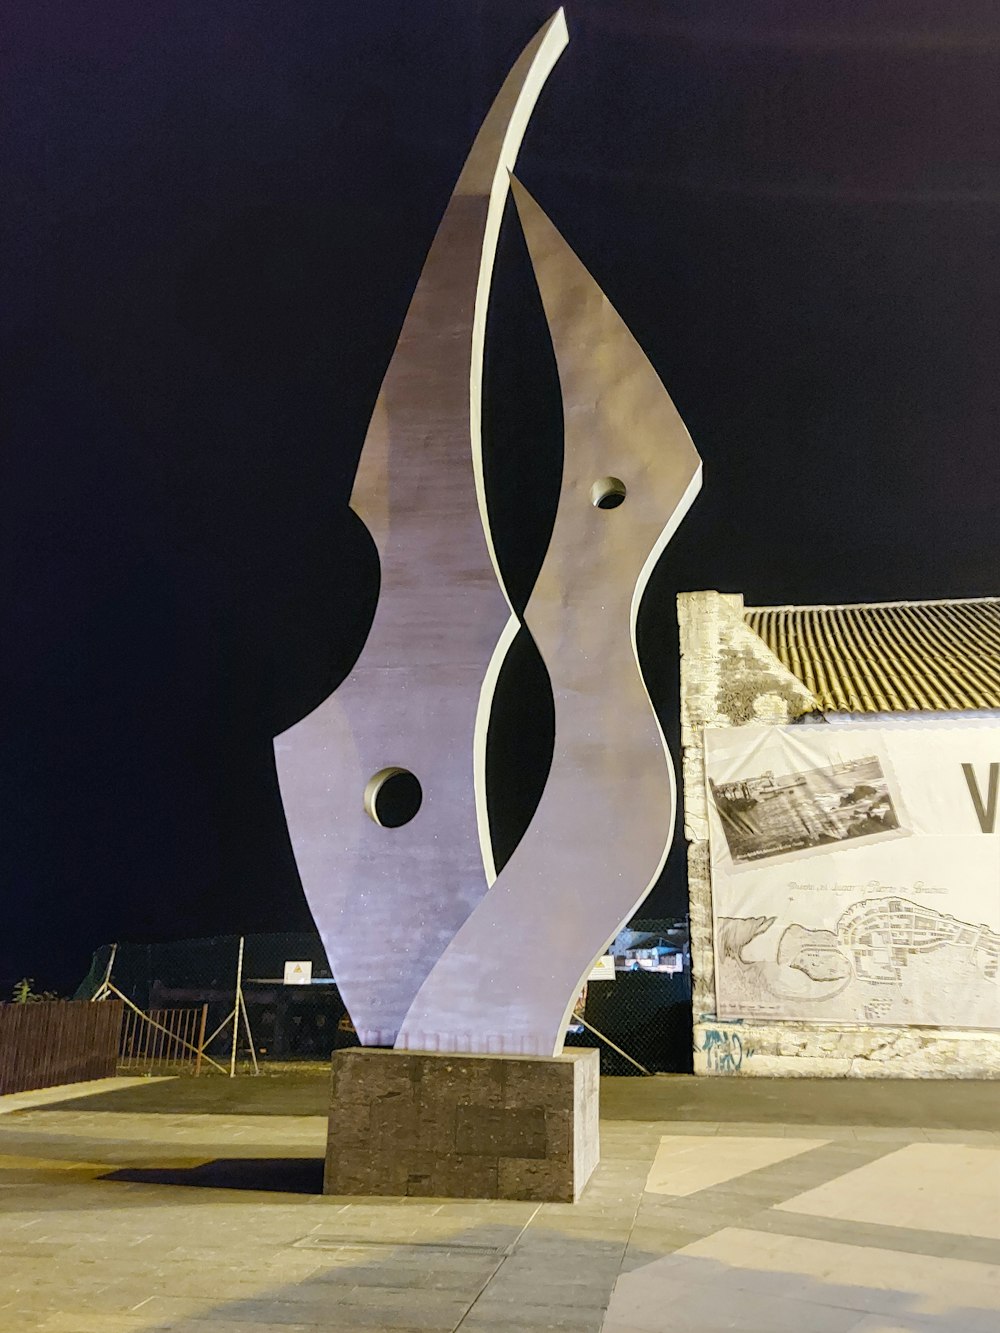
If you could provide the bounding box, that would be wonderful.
[709,753,905,866]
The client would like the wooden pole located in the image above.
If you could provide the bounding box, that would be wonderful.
[194,1003,208,1077]
[202,1009,234,1051]
[230,936,245,1079]
[91,942,118,1002]
[238,989,259,1076]
[578,1015,651,1076]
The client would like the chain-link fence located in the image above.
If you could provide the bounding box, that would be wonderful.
[78,922,692,1075]
[566,919,693,1075]
[77,934,348,1069]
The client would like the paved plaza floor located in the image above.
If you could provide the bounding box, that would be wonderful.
[0,1070,997,1332]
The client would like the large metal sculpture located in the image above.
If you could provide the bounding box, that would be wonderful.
[274,12,569,1046]
[275,9,702,1056]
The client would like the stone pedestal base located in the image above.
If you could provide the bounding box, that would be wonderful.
[324,1046,599,1202]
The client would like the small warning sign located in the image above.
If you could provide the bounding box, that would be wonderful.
[283,960,313,986]
[587,955,616,982]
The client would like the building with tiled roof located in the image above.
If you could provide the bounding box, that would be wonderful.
[744,596,1000,715]
[677,589,1000,1082]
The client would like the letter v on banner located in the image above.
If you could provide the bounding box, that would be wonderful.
[962,762,1000,833]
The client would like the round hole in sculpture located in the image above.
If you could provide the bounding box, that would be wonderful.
[364,767,423,828]
[591,477,627,510]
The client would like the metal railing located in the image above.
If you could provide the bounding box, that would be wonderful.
[118,1004,209,1075]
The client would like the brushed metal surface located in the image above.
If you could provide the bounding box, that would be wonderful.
[274,14,568,1045]
[396,178,702,1055]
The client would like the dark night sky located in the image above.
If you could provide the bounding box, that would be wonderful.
[5,1,1000,989]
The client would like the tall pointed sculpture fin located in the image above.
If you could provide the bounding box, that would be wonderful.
[274,15,569,1046]
[396,177,702,1055]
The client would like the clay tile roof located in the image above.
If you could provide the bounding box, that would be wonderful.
[743,597,1000,714]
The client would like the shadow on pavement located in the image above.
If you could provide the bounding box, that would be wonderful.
[103,1156,325,1194]
[34,1071,1000,1132]
[34,1070,330,1116]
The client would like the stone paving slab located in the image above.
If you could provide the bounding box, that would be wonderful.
[0,1072,998,1331]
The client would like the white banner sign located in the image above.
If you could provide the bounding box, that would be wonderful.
[705,723,1000,1029]
[283,960,313,986]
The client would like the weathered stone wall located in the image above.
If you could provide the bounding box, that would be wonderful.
[678,589,1000,1078]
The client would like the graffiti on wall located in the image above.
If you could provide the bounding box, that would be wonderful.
[697,1020,753,1073]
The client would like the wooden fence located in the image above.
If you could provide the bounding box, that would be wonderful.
[0,1000,124,1095]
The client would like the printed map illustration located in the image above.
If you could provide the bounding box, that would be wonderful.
[717,897,1000,1027]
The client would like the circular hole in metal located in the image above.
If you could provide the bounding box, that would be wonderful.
[591,477,627,510]
[364,767,423,828]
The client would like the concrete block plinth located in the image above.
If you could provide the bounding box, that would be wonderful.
[324,1046,599,1202]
